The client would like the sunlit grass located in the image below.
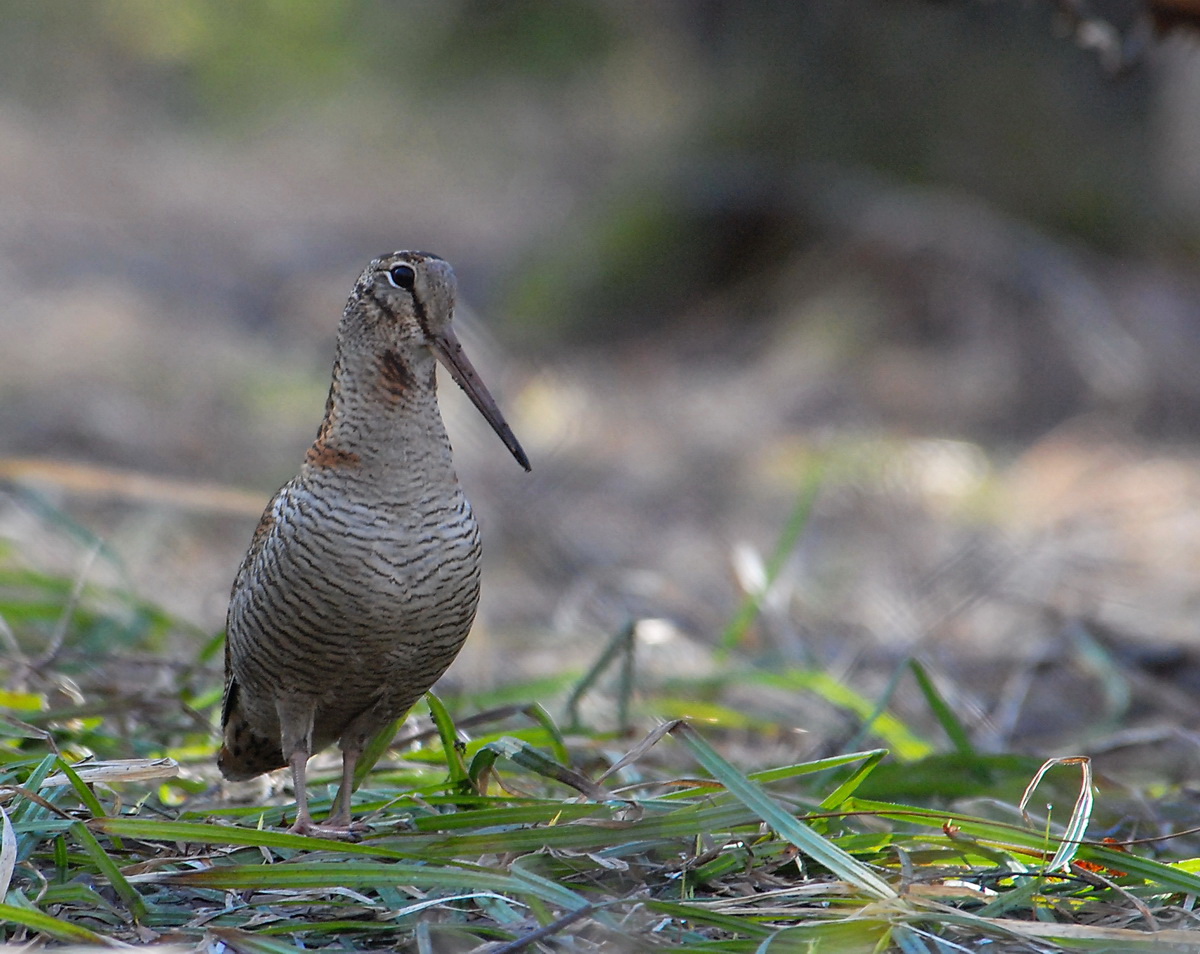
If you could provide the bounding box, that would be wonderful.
[3,497,1200,951]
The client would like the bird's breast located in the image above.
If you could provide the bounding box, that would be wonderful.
[280,478,481,610]
[226,475,483,701]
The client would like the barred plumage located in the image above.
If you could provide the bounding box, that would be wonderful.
[218,252,529,835]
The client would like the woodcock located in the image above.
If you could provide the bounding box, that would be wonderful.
[218,251,529,835]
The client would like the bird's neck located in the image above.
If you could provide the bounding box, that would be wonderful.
[300,343,460,491]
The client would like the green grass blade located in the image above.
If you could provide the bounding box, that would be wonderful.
[0,900,112,944]
[717,461,824,660]
[848,797,1200,895]
[147,859,587,909]
[768,919,892,953]
[507,858,597,913]
[1079,844,1200,893]
[891,923,936,953]
[426,692,471,793]
[564,620,635,730]
[523,702,572,766]
[908,658,975,758]
[51,757,114,824]
[411,803,749,856]
[848,752,1045,803]
[12,754,65,860]
[651,749,891,802]
[352,713,409,790]
[643,900,776,939]
[70,820,147,923]
[749,669,933,760]
[467,745,501,791]
[673,722,896,899]
[90,817,420,856]
[209,927,323,954]
[818,747,889,811]
[476,736,612,800]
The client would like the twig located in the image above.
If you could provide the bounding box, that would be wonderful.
[487,904,597,954]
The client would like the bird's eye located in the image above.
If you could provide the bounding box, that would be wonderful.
[386,264,416,290]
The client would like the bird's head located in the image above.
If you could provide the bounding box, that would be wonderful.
[343,251,530,471]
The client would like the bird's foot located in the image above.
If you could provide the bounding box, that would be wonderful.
[286,816,369,840]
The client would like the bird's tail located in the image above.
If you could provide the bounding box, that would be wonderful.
[218,734,287,781]
[218,679,286,781]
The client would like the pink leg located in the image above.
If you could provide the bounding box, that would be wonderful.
[286,749,363,837]
[286,748,318,834]
[325,745,362,829]
[276,696,340,836]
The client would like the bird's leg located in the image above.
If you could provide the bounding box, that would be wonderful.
[277,696,323,836]
[324,712,395,831]
[325,744,362,829]
[287,746,318,834]
[276,697,364,836]
[289,750,363,838]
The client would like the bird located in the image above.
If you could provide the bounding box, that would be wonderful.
[217,250,529,835]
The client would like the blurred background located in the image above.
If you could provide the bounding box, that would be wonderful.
[4,0,1200,775]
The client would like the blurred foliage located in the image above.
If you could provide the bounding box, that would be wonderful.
[499,1,1156,336]
[425,0,617,83]
[502,162,816,342]
[0,0,1171,342]
[0,0,617,123]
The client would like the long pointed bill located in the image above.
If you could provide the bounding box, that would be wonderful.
[430,328,531,472]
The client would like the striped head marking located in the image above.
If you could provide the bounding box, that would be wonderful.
[341,251,530,471]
